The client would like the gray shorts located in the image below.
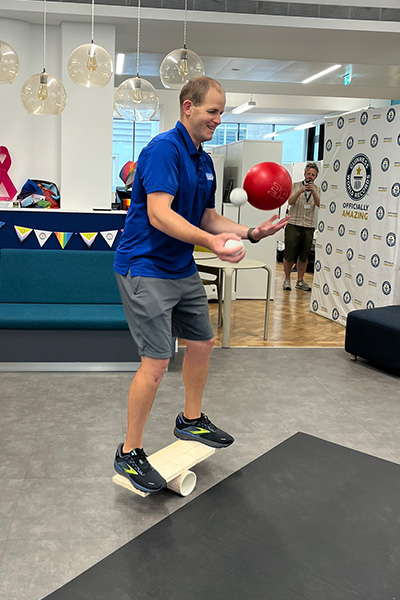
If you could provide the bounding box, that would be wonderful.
[115,272,214,359]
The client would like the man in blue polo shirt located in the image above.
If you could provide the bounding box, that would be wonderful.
[113,76,289,493]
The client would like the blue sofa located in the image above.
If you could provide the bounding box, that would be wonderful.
[345,305,400,374]
[0,249,140,367]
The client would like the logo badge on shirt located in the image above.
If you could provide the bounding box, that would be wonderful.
[205,173,214,181]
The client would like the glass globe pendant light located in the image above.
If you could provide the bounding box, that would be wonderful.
[114,0,159,121]
[68,0,113,88]
[114,77,159,121]
[21,0,66,116]
[0,40,20,84]
[159,0,205,90]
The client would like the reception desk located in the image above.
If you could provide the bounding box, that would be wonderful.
[0,208,127,251]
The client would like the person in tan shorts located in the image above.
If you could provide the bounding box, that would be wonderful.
[283,162,320,292]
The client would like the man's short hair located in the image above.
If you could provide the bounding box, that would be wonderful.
[305,161,319,174]
[179,76,224,113]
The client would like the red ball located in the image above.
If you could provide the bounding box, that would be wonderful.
[243,162,292,210]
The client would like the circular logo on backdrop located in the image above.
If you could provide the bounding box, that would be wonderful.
[360,228,369,242]
[346,136,354,150]
[381,157,390,172]
[356,273,364,287]
[326,243,333,255]
[321,180,328,193]
[386,232,396,247]
[315,260,321,272]
[329,201,337,214]
[343,291,351,304]
[323,283,330,295]
[387,108,396,123]
[346,248,354,261]
[370,134,379,148]
[337,116,344,129]
[332,308,339,321]
[371,254,380,268]
[338,224,346,237]
[318,221,325,233]
[346,154,372,200]
[391,183,400,197]
[366,300,375,309]
[382,281,392,296]
[397,133,400,146]
[334,266,342,279]
[360,111,369,125]
[326,139,333,152]
[376,206,385,220]
[333,159,341,172]
[312,300,319,312]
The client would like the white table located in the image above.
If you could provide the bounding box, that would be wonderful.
[195,257,272,348]
[193,251,217,260]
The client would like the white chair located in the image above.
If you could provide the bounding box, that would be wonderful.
[194,248,223,326]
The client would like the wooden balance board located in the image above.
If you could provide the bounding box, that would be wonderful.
[112,439,216,498]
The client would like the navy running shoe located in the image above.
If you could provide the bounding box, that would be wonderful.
[174,412,234,448]
[114,444,166,493]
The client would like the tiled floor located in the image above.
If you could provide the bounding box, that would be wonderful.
[0,348,399,600]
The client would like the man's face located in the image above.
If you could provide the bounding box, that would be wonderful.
[184,87,226,147]
[304,168,318,181]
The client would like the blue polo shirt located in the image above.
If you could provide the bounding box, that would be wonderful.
[114,121,216,278]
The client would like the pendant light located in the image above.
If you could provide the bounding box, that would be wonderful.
[0,41,20,84]
[114,0,159,121]
[232,99,256,115]
[67,0,113,88]
[20,0,66,116]
[159,0,205,90]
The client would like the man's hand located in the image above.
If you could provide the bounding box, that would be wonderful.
[304,180,314,193]
[209,233,246,263]
[250,214,291,242]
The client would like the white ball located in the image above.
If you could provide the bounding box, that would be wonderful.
[224,239,244,255]
[229,187,248,206]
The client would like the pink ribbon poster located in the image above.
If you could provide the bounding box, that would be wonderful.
[0,146,17,201]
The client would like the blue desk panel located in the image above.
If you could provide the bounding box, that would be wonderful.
[0,210,126,251]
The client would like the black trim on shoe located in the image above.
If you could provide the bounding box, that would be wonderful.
[174,413,234,448]
[114,444,167,493]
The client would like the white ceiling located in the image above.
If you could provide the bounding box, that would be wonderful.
[2,1,400,125]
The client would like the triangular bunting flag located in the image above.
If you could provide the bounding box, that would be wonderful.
[14,225,33,242]
[34,229,53,247]
[0,221,5,230]
[80,232,98,248]
[101,230,118,248]
[55,232,73,249]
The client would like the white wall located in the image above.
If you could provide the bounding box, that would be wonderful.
[60,22,115,209]
[157,89,180,133]
[0,17,115,209]
[0,19,61,191]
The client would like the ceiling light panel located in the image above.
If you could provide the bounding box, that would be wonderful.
[302,64,342,84]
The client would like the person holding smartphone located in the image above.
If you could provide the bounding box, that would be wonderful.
[282,162,320,291]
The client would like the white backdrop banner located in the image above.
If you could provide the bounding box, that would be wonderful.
[311,107,400,326]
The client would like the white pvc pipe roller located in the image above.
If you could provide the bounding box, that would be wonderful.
[167,470,197,496]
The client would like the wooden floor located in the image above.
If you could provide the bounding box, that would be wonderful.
[203,262,345,348]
